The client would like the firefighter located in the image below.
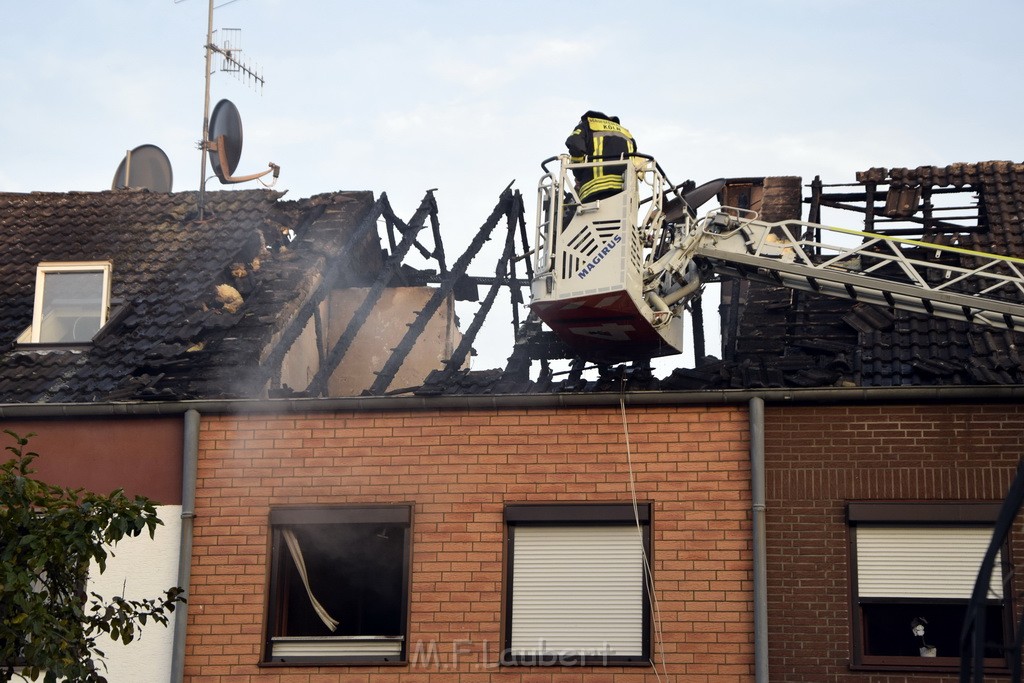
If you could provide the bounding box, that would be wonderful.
[565,110,637,202]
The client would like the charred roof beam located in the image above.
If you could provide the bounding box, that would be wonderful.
[259,194,390,387]
[434,193,527,387]
[367,185,518,395]
[305,191,437,397]
[383,189,447,274]
[816,198,982,236]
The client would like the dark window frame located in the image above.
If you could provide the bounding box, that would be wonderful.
[501,502,652,667]
[262,504,412,667]
[846,501,1013,673]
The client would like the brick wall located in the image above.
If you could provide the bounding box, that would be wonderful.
[185,404,751,681]
[765,403,1024,682]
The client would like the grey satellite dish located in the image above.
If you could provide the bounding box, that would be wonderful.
[207,98,279,184]
[112,144,173,192]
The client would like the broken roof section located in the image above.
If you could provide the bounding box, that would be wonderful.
[422,160,1024,394]
[690,161,1024,390]
[0,187,478,402]
[3,159,1023,403]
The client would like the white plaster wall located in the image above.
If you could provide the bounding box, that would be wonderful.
[278,288,469,397]
[326,287,466,395]
[278,305,319,394]
[85,504,182,683]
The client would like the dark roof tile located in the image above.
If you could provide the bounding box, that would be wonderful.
[0,188,379,402]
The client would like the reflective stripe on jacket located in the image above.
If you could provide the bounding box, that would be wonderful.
[565,113,636,201]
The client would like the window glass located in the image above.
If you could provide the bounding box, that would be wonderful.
[860,602,1004,659]
[39,271,105,343]
[26,262,112,344]
[265,506,410,665]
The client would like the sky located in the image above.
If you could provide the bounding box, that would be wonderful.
[3,1,1023,374]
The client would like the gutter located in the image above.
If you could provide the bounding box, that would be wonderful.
[749,397,768,682]
[169,409,199,683]
[1,384,1024,418]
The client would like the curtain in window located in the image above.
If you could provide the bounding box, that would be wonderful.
[282,529,339,631]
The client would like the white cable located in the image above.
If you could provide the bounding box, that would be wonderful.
[620,396,669,681]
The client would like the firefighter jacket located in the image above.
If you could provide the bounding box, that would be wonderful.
[565,111,637,201]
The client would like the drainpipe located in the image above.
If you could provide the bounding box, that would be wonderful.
[750,397,768,682]
[170,409,200,682]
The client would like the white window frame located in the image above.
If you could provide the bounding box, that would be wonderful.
[24,261,113,344]
[502,503,651,667]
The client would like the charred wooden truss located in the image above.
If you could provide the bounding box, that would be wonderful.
[324,161,1024,396]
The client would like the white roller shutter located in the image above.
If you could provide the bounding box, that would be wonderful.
[510,525,644,656]
[856,526,1002,600]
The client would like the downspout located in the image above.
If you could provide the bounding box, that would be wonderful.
[750,397,768,682]
[170,409,200,682]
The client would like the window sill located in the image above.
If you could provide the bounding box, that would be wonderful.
[500,650,651,667]
[13,341,91,351]
[851,655,1009,674]
[260,658,407,667]
[264,635,405,666]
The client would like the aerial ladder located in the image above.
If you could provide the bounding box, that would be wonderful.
[530,154,1024,363]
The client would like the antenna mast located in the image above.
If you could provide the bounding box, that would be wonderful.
[197,0,267,220]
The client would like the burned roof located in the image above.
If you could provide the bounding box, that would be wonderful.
[0,188,380,402]
[692,160,1024,390]
[4,159,1024,404]
[421,160,1024,395]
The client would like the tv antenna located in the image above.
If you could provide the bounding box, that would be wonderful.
[195,0,279,219]
[213,27,264,91]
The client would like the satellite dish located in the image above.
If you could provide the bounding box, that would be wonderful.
[111,144,173,192]
[208,99,243,182]
[206,98,279,185]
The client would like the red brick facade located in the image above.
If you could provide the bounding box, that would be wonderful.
[765,403,1024,682]
[185,404,753,681]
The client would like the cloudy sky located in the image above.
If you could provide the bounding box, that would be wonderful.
[3,1,1022,372]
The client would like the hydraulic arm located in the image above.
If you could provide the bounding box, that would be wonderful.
[678,209,1024,331]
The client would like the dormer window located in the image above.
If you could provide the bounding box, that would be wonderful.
[24,262,113,344]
